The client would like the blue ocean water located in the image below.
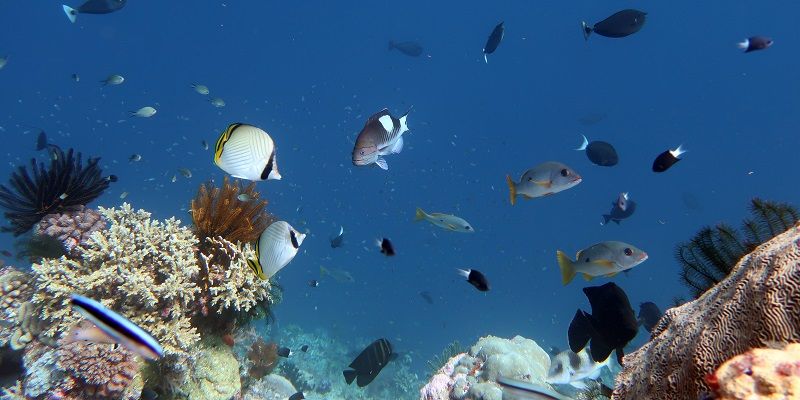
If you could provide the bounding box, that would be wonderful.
[0,0,797,388]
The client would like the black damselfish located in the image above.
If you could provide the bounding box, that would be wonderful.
[380,238,395,256]
[652,145,685,173]
[568,282,638,364]
[458,268,490,292]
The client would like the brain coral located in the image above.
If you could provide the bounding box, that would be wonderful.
[31,203,201,359]
[613,223,800,399]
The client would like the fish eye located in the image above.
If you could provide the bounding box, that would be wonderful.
[465,226,471,230]
[360,150,365,155]
[624,248,633,256]
[560,168,569,177]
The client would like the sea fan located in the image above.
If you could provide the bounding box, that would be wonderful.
[676,198,798,298]
[0,147,113,236]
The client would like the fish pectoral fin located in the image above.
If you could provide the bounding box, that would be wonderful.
[532,179,552,188]
[388,136,404,154]
[605,271,619,278]
[592,259,617,269]
[582,273,593,281]
[375,158,388,170]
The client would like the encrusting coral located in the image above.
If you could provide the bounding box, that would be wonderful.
[708,342,800,399]
[247,338,279,380]
[34,205,106,257]
[191,176,275,246]
[0,267,42,351]
[613,222,800,399]
[56,337,143,399]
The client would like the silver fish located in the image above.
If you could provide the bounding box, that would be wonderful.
[129,154,142,162]
[352,107,412,170]
[209,97,225,108]
[0,56,8,70]
[414,208,473,233]
[546,346,612,389]
[191,83,210,95]
[556,241,648,285]
[178,168,192,178]
[101,74,124,86]
[237,193,253,202]
[505,162,582,205]
[130,106,156,118]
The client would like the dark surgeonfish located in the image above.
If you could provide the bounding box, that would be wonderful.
[602,192,636,225]
[483,22,504,63]
[330,226,344,248]
[568,282,638,364]
[497,376,572,400]
[352,107,412,170]
[62,0,127,23]
[582,9,646,40]
[343,338,394,387]
[389,40,423,57]
[637,301,663,333]
[67,294,163,360]
[574,135,618,167]
[738,36,773,53]
[652,144,685,173]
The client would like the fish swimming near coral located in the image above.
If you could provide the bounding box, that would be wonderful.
[248,221,306,280]
[556,241,648,285]
[497,376,573,400]
[67,294,163,360]
[546,346,613,389]
[637,301,663,333]
[214,123,282,181]
[343,338,395,387]
[602,192,636,225]
[414,208,474,232]
[506,162,582,205]
[352,107,411,170]
[568,282,638,364]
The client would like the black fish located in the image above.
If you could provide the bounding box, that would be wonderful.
[652,145,685,173]
[288,392,305,400]
[637,302,663,333]
[419,291,434,304]
[35,130,48,151]
[379,238,395,256]
[106,175,118,183]
[343,338,393,387]
[63,0,127,23]
[300,344,309,352]
[483,22,505,63]
[330,226,344,248]
[582,9,646,40]
[568,282,638,364]
[389,40,423,57]
[739,36,773,53]
[277,347,292,358]
[602,192,636,225]
[308,279,319,288]
[457,268,490,292]
[575,135,618,166]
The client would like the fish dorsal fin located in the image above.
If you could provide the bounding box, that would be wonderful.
[592,259,616,269]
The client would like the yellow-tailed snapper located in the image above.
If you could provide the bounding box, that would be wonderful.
[414,207,473,233]
[556,241,647,285]
[247,221,306,280]
[214,123,281,181]
[352,107,412,170]
[505,161,582,206]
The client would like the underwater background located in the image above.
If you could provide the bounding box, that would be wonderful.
[0,1,798,398]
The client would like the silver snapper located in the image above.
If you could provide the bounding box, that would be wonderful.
[506,162,581,206]
[352,108,411,170]
[556,241,648,285]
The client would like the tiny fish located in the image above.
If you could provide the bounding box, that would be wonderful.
[582,9,647,40]
[0,250,12,257]
[170,175,177,183]
[36,130,48,151]
[506,162,582,205]
[602,192,636,225]
[209,97,226,108]
[652,145,686,173]
[330,226,344,248]
[178,168,192,178]
[71,73,80,82]
[457,268,490,292]
[483,22,505,63]
[130,106,156,118]
[129,154,142,162]
[738,36,773,53]
[237,193,253,202]
[0,55,7,70]
[419,291,434,304]
[378,237,395,256]
[67,294,163,360]
[106,175,118,183]
[101,74,125,86]
[308,279,319,287]
[201,140,209,150]
[557,241,648,285]
[191,83,210,95]
[319,266,354,283]
[414,208,473,232]
[388,40,423,57]
[277,347,292,358]
[119,191,129,199]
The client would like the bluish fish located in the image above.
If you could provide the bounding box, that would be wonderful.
[62,0,127,24]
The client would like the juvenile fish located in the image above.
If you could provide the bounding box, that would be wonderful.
[388,40,423,57]
[414,208,473,233]
[652,144,685,173]
[602,192,636,225]
[130,106,156,118]
[101,74,125,86]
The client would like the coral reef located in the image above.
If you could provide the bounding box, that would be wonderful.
[0,147,113,236]
[426,340,465,376]
[242,374,297,400]
[420,335,551,400]
[177,343,241,400]
[191,176,275,246]
[613,222,800,399]
[31,203,201,359]
[0,267,42,351]
[56,339,143,399]
[247,339,279,380]
[13,234,67,265]
[708,342,800,399]
[33,206,105,257]
[676,198,798,298]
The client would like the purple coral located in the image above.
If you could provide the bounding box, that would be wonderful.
[56,339,142,399]
[34,206,105,257]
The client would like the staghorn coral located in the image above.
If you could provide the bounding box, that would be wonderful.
[31,203,201,360]
[0,267,44,350]
[613,222,800,399]
[0,147,113,236]
[34,205,105,257]
[247,339,279,380]
[191,176,275,246]
[709,343,800,399]
[56,338,143,399]
[676,198,799,298]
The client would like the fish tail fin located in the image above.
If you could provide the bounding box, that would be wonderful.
[343,369,358,385]
[581,21,592,40]
[63,5,77,23]
[557,250,577,285]
[601,215,610,225]
[574,134,589,151]
[399,106,412,132]
[414,207,426,221]
[505,175,517,206]
[672,144,687,157]
[737,39,749,50]
[455,268,470,278]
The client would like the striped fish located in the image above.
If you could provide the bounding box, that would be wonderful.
[352,107,411,170]
[343,338,394,387]
[214,123,281,181]
[248,221,306,280]
[69,294,163,360]
[497,376,573,400]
